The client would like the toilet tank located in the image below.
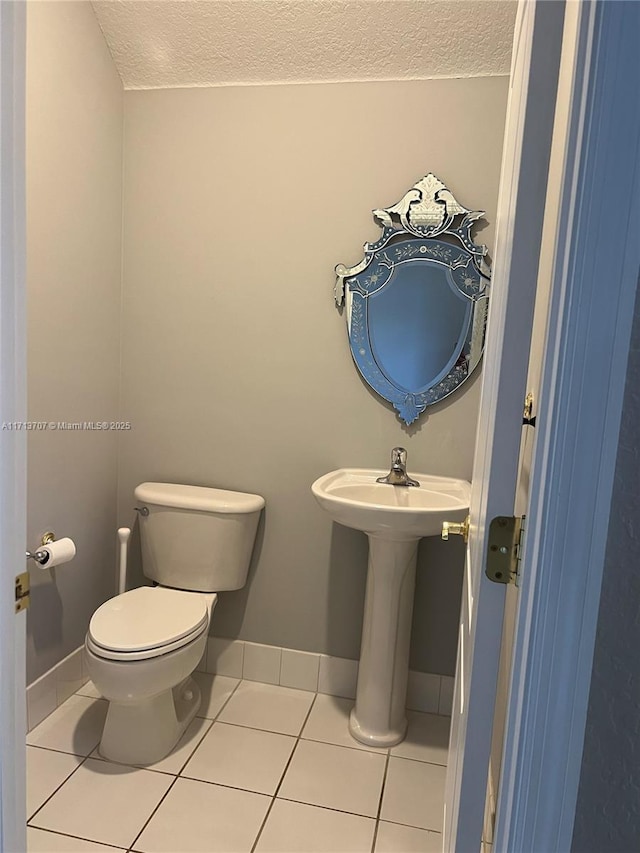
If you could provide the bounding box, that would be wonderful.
[133,483,265,592]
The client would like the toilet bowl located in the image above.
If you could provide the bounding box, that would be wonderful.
[85,586,215,765]
[84,482,264,766]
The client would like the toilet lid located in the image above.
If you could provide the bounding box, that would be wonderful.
[88,586,209,654]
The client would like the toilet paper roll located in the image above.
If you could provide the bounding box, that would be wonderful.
[38,537,76,569]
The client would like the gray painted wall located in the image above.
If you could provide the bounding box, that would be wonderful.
[118,78,509,675]
[26,2,123,682]
[572,276,640,851]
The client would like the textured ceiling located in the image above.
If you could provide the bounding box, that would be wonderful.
[91,0,517,90]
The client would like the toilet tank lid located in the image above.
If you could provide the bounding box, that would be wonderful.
[134,482,265,513]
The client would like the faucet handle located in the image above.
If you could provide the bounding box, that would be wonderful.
[377,447,420,487]
[391,447,407,466]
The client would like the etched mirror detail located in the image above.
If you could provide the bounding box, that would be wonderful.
[335,173,490,425]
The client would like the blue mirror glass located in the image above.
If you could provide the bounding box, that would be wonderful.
[368,256,472,393]
[335,174,491,425]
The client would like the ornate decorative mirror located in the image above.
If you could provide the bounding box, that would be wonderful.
[335,173,491,425]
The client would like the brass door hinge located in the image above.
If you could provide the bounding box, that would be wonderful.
[485,516,525,586]
[523,392,536,427]
[15,571,30,613]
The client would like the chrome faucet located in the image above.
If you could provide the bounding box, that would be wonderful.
[376,447,420,487]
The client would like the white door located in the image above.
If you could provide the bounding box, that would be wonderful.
[445,0,640,849]
[0,2,27,850]
[476,0,588,837]
[494,0,640,847]
[443,1,567,849]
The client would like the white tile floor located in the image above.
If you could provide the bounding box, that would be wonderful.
[26,675,449,853]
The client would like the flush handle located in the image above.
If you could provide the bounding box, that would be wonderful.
[442,515,470,543]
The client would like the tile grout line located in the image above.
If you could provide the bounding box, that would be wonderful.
[127,775,180,851]
[249,690,390,842]
[169,718,214,777]
[27,747,98,825]
[167,675,245,774]
[277,647,284,688]
[28,678,243,849]
[170,677,243,775]
[96,748,444,835]
[115,676,274,848]
[274,792,381,821]
[29,680,447,847]
[370,750,391,852]
[392,753,448,769]
[381,815,445,833]
[61,694,236,777]
[27,824,128,850]
[205,716,388,757]
[100,676,243,778]
[248,690,320,853]
[26,743,93,759]
[83,746,394,825]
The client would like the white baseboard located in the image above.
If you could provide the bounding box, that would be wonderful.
[200,637,454,716]
[26,638,454,733]
[26,646,89,732]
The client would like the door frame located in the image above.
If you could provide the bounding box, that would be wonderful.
[495,0,640,849]
[0,1,27,850]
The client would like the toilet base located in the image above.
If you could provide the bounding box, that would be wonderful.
[99,676,201,765]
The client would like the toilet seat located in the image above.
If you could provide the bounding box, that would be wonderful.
[87,586,213,662]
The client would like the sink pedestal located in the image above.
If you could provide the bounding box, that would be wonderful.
[349,536,418,748]
[311,468,470,749]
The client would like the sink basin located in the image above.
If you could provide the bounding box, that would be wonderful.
[312,468,470,538]
[312,466,470,748]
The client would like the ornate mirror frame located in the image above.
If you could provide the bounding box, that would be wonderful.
[335,173,491,425]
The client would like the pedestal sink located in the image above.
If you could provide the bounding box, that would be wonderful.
[312,468,470,747]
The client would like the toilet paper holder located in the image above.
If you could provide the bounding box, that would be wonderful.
[26,531,56,565]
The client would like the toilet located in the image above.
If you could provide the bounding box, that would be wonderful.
[84,482,264,765]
